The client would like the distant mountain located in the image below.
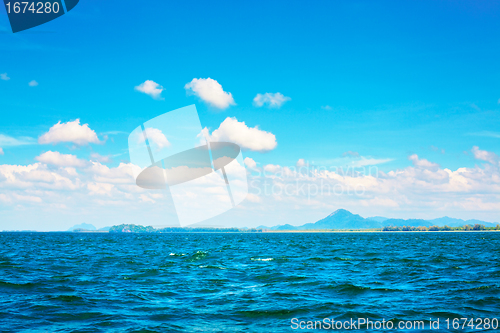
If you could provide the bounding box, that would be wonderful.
[256,209,499,230]
[298,209,381,230]
[98,226,111,231]
[466,219,498,228]
[427,216,498,228]
[274,224,298,231]
[260,209,381,230]
[67,223,96,231]
[367,216,389,223]
[382,219,432,227]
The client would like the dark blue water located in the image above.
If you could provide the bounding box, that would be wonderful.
[0,232,499,332]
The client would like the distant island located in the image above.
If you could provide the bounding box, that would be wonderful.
[68,223,110,232]
[65,209,500,233]
[257,209,500,232]
[108,224,262,233]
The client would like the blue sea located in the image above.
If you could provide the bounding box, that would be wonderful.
[0,232,499,332]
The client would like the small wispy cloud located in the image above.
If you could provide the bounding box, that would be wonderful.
[0,134,37,147]
[471,146,498,165]
[313,155,394,168]
[321,105,332,110]
[470,103,481,111]
[342,151,360,158]
[350,157,394,167]
[0,73,10,81]
[28,80,38,87]
[430,145,445,154]
[253,92,290,108]
[90,152,112,164]
[466,131,500,139]
[101,131,128,135]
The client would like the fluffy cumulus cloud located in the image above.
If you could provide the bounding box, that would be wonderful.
[0,163,81,192]
[0,149,226,229]
[135,127,170,152]
[36,151,88,168]
[408,154,439,170]
[204,117,277,152]
[253,92,291,108]
[184,78,235,109]
[28,80,38,87]
[243,149,500,221]
[39,119,101,146]
[134,80,164,100]
[1,73,10,81]
[1,143,499,229]
[244,157,257,169]
[0,148,3,155]
[264,164,281,173]
[0,159,144,211]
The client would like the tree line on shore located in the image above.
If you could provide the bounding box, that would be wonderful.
[382,224,500,231]
[108,224,263,233]
[106,223,500,233]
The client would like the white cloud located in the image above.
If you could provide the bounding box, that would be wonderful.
[264,164,281,173]
[134,80,164,100]
[0,73,10,81]
[87,182,115,196]
[90,152,112,164]
[86,162,140,185]
[139,127,170,151]
[139,194,156,203]
[314,154,394,169]
[39,119,101,146]
[430,145,446,154]
[296,159,306,167]
[409,154,439,170]
[253,92,291,108]
[351,157,394,167]
[0,148,3,155]
[468,131,500,139]
[2,146,500,229]
[244,157,256,169]
[321,105,332,110]
[36,151,88,168]
[342,151,360,158]
[205,117,277,152]
[28,80,38,87]
[246,193,261,203]
[0,163,81,191]
[0,134,36,147]
[184,78,235,109]
[0,159,183,230]
[243,151,500,222]
[471,146,498,165]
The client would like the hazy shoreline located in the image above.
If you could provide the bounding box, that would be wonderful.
[3,230,499,233]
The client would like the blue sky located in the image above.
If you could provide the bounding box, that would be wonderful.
[1,1,499,230]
